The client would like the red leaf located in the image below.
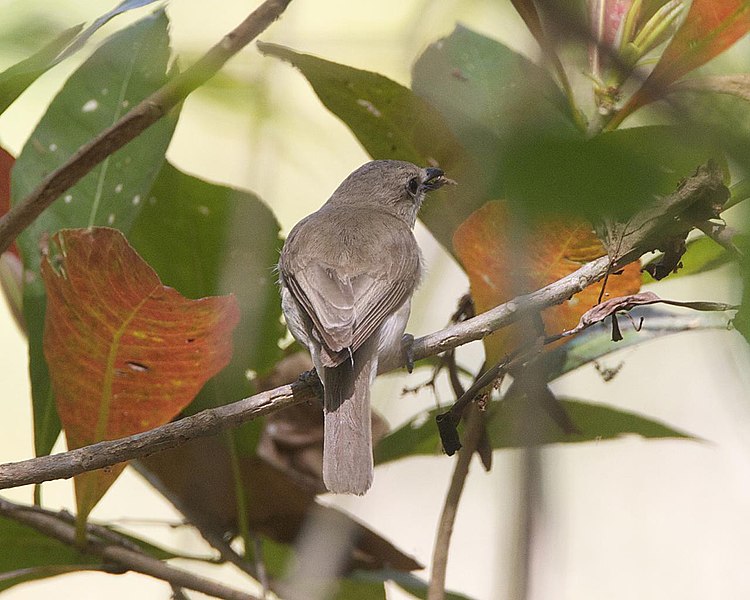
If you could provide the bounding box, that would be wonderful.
[620,0,750,118]
[453,201,641,364]
[0,146,17,257]
[0,146,23,331]
[42,227,240,519]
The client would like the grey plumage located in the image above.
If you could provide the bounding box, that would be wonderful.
[278,160,449,494]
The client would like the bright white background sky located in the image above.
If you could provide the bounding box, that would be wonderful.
[1,1,750,599]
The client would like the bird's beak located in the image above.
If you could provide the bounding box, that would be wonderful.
[422,167,455,190]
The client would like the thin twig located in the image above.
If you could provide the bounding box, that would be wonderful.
[427,404,485,600]
[0,497,258,600]
[0,383,305,489]
[411,256,611,362]
[0,255,613,490]
[252,533,270,599]
[0,0,293,255]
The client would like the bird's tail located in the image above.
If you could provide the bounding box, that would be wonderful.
[322,338,377,495]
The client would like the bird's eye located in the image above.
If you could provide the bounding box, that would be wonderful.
[406,177,420,196]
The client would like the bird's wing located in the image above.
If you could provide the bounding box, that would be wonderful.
[286,263,356,355]
[348,271,416,352]
[283,239,419,367]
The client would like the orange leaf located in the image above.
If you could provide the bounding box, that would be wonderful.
[42,227,240,520]
[621,0,750,118]
[453,201,641,364]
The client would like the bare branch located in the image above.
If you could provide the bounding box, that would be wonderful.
[411,255,612,361]
[0,0,293,255]
[0,497,258,600]
[0,384,304,489]
[0,255,612,490]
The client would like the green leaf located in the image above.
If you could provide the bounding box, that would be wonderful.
[372,570,476,600]
[485,396,696,447]
[411,25,578,201]
[0,25,83,116]
[11,9,178,457]
[257,41,472,252]
[411,26,726,222]
[502,125,724,220]
[732,235,750,343]
[257,41,461,168]
[0,512,197,592]
[374,409,444,465]
[129,162,285,417]
[54,0,166,64]
[0,1,165,118]
[0,516,100,592]
[376,394,695,465]
[331,577,386,600]
[129,163,284,535]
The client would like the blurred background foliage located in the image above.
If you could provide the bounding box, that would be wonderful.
[0,1,750,599]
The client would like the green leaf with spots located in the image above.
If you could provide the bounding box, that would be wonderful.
[411,24,578,204]
[11,9,178,458]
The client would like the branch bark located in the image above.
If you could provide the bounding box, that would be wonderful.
[0,255,611,490]
[0,0,293,255]
[0,497,259,600]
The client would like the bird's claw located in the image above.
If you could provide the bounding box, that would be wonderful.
[402,333,415,373]
[299,369,324,405]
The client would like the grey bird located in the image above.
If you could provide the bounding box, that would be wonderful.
[278,160,450,495]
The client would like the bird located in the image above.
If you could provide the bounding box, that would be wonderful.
[278,159,451,494]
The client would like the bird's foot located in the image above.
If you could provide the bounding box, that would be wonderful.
[299,369,324,405]
[402,333,415,373]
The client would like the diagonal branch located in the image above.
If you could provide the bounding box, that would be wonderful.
[0,0,293,255]
[0,497,258,600]
[0,255,611,490]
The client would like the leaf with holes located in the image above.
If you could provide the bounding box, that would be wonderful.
[42,228,239,522]
[11,9,177,458]
[452,201,642,363]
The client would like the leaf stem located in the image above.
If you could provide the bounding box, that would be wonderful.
[427,404,484,600]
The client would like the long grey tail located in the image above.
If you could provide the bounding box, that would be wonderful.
[322,338,377,495]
